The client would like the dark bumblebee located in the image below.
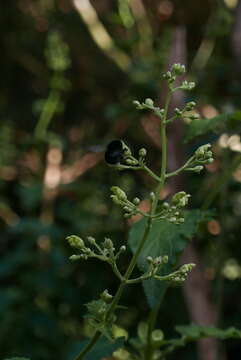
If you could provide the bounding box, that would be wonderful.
[104,140,125,165]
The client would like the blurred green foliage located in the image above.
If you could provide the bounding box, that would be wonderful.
[1,1,241,359]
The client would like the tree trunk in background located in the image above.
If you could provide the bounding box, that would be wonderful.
[165,25,219,360]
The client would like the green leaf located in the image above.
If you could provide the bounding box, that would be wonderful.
[67,337,125,360]
[184,111,241,142]
[175,324,241,340]
[128,210,211,308]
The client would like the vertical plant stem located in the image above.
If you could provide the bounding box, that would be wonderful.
[74,217,153,360]
[145,89,172,360]
[74,86,172,360]
[34,84,60,140]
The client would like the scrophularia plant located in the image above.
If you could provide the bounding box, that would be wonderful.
[66,64,241,360]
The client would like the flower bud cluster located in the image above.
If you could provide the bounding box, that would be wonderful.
[180,80,196,91]
[184,144,214,174]
[146,255,169,275]
[155,192,191,224]
[133,98,165,118]
[111,186,142,219]
[169,263,196,284]
[194,144,214,164]
[67,234,126,263]
[173,101,199,122]
[162,63,186,84]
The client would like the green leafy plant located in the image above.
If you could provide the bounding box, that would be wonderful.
[65,64,241,360]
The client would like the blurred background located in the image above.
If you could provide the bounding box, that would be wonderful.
[1,0,241,359]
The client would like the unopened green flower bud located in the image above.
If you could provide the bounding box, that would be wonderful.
[111,186,127,201]
[85,248,92,254]
[153,256,163,266]
[186,165,204,173]
[150,192,155,202]
[180,263,196,274]
[171,191,191,208]
[124,213,132,219]
[171,63,186,76]
[163,71,172,79]
[133,100,141,107]
[151,329,164,346]
[162,255,168,264]
[145,98,154,107]
[125,158,137,165]
[120,245,126,252]
[189,113,200,120]
[69,254,82,261]
[139,148,147,158]
[185,101,196,110]
[101,289,113,304]
[67,235,85,249]
[181,80,195,90]
[87,236,96,244]
[123,206,130,212]
[103,238,113,249]
[133,197,140,205]
[174,108,182,116]
[147,256,153,264]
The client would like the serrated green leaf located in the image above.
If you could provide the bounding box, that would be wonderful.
[128,210,211,308]
[68,337,125,360]
[175,324,241,340]
[184,111,241,142]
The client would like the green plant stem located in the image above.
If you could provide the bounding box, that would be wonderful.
[145,88,171,360]
[74,86,172,360]
[74,217,153,360]
[34,85,60,140]
[143,165,162,182]
[74,332,101,360]
[166,156,194,178]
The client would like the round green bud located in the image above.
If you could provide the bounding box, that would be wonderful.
[87,236,96,244]
[101,289,113,304]
[133,197,140,205]
[151,329,164,346]
[124,213,132,219]
[185,101,196,110]
[190,113,200,120]
[139,148,147,157]
[67,235,85,249]
[145,98,154,107]
[120,245,126,252]
[133,100,140,107]
[147,256,153,264]
[150,192,155,202]
[69,254,81,261]
[85,248,92,255]
[162,255,168,264]
[103,238,113,249]
[174,108,182,116]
